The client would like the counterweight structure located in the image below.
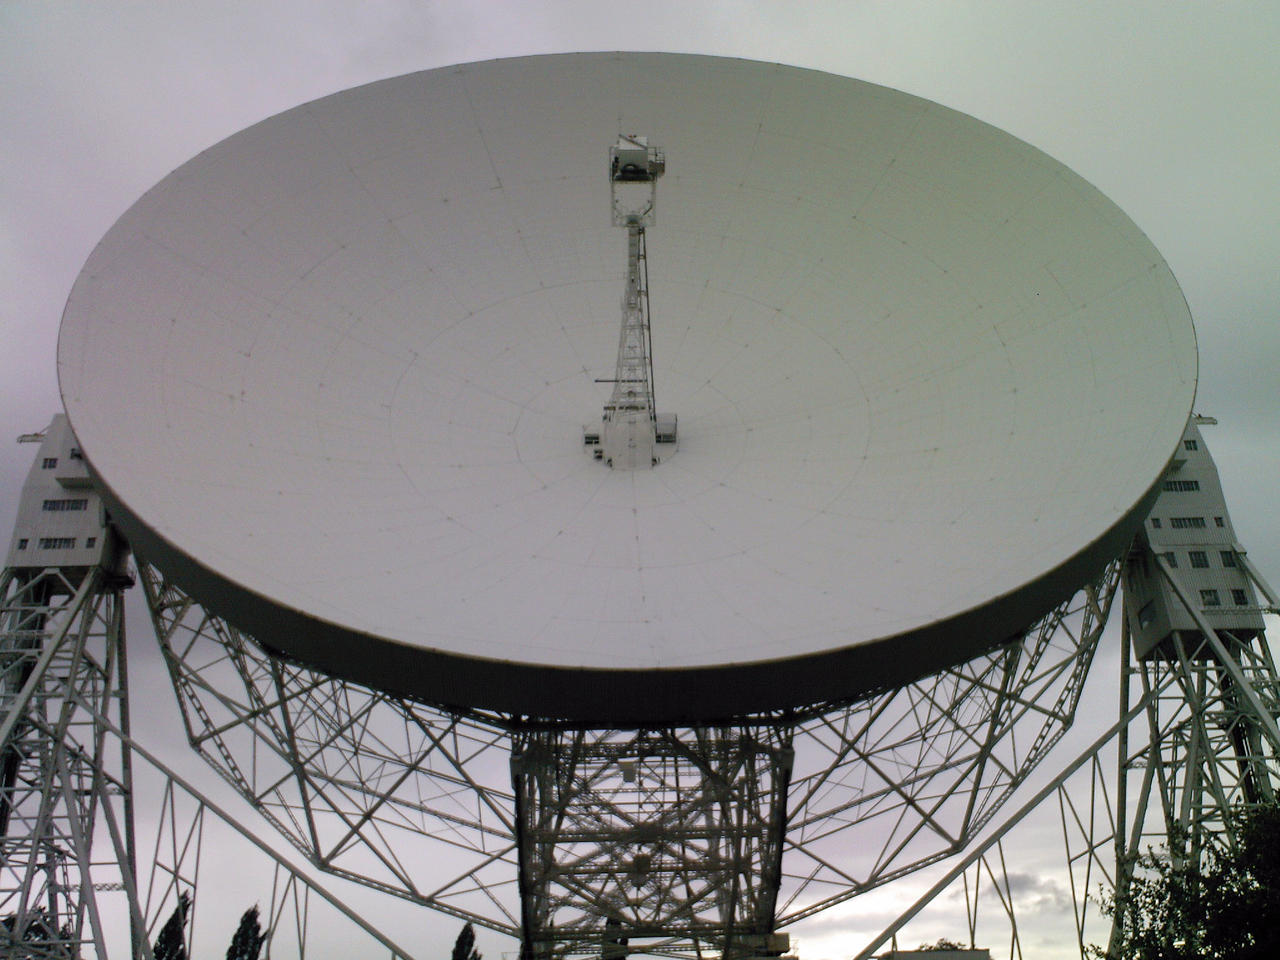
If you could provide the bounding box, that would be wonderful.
[1104,418,1280,953]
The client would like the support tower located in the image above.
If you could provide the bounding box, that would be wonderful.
[585,135,676,468]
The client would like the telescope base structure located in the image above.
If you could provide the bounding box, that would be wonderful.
[1099,419,1280,956]
[512,726,793,960]
[138,556,1118,958]
[1102,558,1280,955]
[0,563,137,959]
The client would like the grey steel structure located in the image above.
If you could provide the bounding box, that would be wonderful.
[852,419,1280,958]
[12,52,1260,960]
[587,134,676,470]
[0,417,136,958]
[138,554,1117,957]
[1088,418,1279,955]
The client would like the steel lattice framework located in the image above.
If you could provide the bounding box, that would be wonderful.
[0,561,435,960]
[0,563,136,959]
[1067,549,1280,958]
[780,560,1117,928]
[512,725,792,958]
[850,542,1280,960]
[138,556,1119,958]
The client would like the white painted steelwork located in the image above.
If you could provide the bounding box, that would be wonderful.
[598,136,666,470]
[58,54,1196,721]
[138,555,1118,957]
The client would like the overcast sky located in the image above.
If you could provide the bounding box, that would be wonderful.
[3,2,1278,957]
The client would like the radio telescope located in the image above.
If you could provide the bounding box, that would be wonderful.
[59,53,1193,722]
[48,53,1197,957]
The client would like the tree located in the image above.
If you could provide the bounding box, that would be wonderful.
[226,905,267,960]
[153,891,192,960]
[1,907,75,958]
[1096,803,1280,959]
[451,921,481,960]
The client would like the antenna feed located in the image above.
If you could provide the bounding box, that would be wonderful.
[610,135,665,182]
[609,136,664,227]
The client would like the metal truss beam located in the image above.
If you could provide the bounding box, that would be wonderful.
[137,555,1119,959]
[1097,554,1280,955]
[89,708,424,960]
[0,563,135,959]
[137,561,521,934]
[779,561,1118,927]
[851,545,1280,960]
[0,558,441,960]
[512,726,792,959]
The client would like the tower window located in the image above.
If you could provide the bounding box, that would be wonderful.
[1199,589,1220,607]
[1162,479,1200,492]
[1138,601,1156,630]
[38,537,76,550]
[1220,551,1237,568]
[1231,589,1248,606]
[1214,517,1225,528]
[1189,551,1209,569]
[1151,518,1162,529]
[17,539,28,550]
[1164,552,1177,568]
[42,498,89,512]
[1170,517,1206,529]
[1183,438,1198,451]
[41,457,57,469]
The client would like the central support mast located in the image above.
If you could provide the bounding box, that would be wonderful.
[586,136,676,469]
[603,225,656,468]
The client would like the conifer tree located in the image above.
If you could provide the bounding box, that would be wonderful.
[152,892,192,960]
[225,904,267,960]
[451,921,482,960]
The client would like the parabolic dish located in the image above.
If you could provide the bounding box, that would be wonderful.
[59,53,1196,722]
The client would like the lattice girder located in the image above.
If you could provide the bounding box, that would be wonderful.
[0,565,135,959]
[137,558,1118,957]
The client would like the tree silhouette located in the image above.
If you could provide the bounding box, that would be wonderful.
[1096,803,1280,959]
[153,891,192,960]
[1,907,75,958]
[226,905,267,960]
[451,921,481,960]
